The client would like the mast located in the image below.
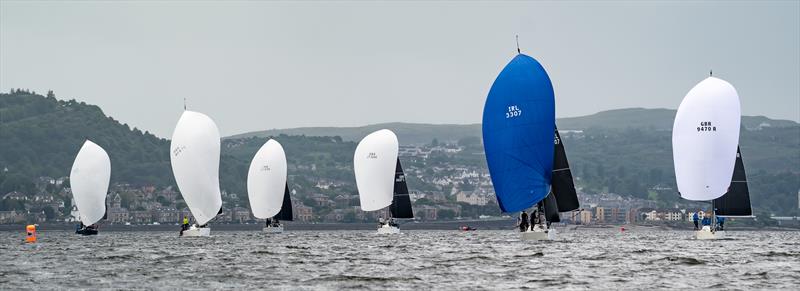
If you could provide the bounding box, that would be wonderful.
[711,199,717,232]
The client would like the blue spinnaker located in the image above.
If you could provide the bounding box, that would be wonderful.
[482,54,555,213]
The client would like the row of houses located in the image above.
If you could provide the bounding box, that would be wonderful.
[564,207,699,225]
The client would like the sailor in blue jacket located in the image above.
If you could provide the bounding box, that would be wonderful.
[701,215,712,227]
[692,212,699,230]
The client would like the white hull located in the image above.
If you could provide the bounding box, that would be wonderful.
[521,225,556,241]
[377,224,400,234]
[695,226,725,240]
[182,226,210,237]
[262,225,284,233]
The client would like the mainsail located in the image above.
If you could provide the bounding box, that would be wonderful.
[274,183,294,221]
[247,139,288,219]
[551,127,580,212]
[70,140,110,226]
[482,54,555,213]
[170,111,223,226]
[354,129,399,211]
[713,146,752,216]
[390,159,414,219]
[672,77,741,201]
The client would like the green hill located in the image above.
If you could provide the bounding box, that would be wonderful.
[1,91,797,216]
[0,90,174,194]
[226,122,482,145]
[229,108,797,143]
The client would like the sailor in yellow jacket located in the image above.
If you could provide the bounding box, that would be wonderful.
[180,216,190,236]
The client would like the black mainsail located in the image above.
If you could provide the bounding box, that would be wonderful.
[551,127,580,212]
[274,183,294,221]
[390,158,414,219]
[713,146,752,216]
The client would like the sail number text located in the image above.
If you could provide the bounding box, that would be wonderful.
[696,121,716,132]
[506,105,522,119]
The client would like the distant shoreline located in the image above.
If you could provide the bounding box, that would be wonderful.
[0,219,516,232]
[2,220,797,232]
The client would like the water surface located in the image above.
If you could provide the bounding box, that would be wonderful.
[1,228,798,289]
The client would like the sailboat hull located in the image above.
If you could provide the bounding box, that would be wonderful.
[76,228,98,236]
[377,224,400,234]
[695,227,725,240]
[521,226,556,241]
[262,225,284,233]
[181,226,210,237]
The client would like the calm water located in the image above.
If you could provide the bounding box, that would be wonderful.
[1,228,798,290]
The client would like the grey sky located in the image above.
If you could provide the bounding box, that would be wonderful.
[1,1,798,138]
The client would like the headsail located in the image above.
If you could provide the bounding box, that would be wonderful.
[672,77,741,201]
[274,183,294,221]
[170,111,223,226]
[713,146,752,216]
[354,129,399,211]
[247,139,288,219]
[70,140,110,226]
[482,54,555,212]
[390,158,414,219]
[551,127,580,212]
[542,192,561,223]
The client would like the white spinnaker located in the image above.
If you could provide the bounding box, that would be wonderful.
[70,140,110,225]
[247,139,288,219]
[672,77,741,201]
[170,111,223,225]
[354,129,399,211]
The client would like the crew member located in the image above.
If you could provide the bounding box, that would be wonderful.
[519,211,529,232]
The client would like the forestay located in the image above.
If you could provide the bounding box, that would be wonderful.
[70,140,111,226]
[247,139,288,219]
[170,111,223,225]
[354,129,399,212]
[672,77,741,201]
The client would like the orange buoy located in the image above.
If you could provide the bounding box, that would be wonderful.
[25,224,37,243]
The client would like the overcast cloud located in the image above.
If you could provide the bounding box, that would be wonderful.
[1,1,798,137]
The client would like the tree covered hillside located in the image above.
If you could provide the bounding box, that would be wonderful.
[0,90,174,193]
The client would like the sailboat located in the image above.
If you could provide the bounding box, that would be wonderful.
[170,110,223,237]
[482,51,579,241]
[70,140,110,236]
[354,129,414,234]
[247,139,293,233]
[672,76,742,240]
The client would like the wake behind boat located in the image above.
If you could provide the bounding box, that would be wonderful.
[482,50,580,241]
[69,140,111,236]
[673,76,744,240]
[354,129,414,234]
[170,110,224,237]
[247,139,294,234]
